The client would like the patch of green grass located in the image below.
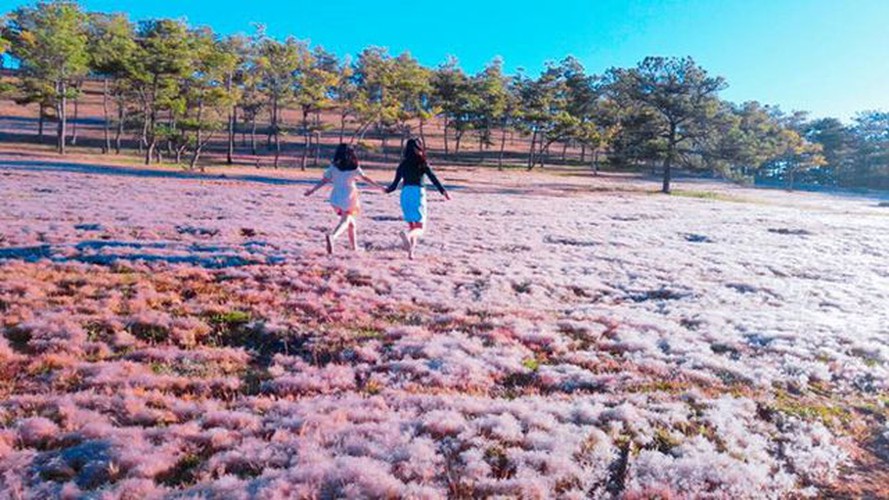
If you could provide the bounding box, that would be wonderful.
[815,353,832,363]
[650,427,682,453]
[627,380,689,394]
[157,452,206,487]
[849,347,882,367]
[84,321,115,343]
[522,358,540,372]
[483,446,515,479]
[669,189,748,203]
[126,322,170,343]
[362,378,383,395]
[771,391,853,430]
[150,362,172,375]
[352,326,384,340]
[210,310,252,325]
[29,361,56,376]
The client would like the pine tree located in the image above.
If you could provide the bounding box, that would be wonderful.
[6,1,89,154]
[87,12,136,154]
[607,57,726,193]
[255,32,304,168]
[130,18,194,164]
[472,58,509,163]
[294,46,335,170]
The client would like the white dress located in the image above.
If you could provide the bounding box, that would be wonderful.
[324,165,364,214]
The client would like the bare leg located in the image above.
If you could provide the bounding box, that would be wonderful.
[405,222,424,260]
[400,230,411,251]
[328,214,353,254]
[347,218,359,251]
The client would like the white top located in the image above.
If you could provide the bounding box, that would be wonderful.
[324,165,365,212]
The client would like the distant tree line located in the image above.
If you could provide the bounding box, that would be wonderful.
[1,1,886,191]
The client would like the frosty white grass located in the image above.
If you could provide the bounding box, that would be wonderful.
[0,164,886,497]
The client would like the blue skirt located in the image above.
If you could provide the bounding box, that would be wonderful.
[400,185,427,224]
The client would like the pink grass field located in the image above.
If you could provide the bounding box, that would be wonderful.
[0,152,887,498]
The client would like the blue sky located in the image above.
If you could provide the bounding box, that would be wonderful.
[2,0,886,121]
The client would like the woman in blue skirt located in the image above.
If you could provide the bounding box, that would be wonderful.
[385,138,450,259]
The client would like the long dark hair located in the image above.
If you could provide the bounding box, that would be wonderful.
[332,143,359,171]
[400,138,427,173]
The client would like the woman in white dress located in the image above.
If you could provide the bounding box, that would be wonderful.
[305,144,385,254]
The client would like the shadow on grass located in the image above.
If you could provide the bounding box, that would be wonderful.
[0,240,286,269]
[0,158,317,186]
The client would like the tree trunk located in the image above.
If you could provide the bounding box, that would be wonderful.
[581,143,586,163]
[593,149,599,176]
[443,118,449,156]
[300,109,309,171]
[226,108,234,164]
[145,114,156,165]
[139,105,147,155]
[267,99,276,149]
[226,72,234,165]
[419,119,426,146]
[114,99,124,154]
[142,87,153,160]
[70,95,79,146]
[251,115,257,155]
[166,111,175,158]
[189,138,208,172]
[561,142,568,162]
[197,150,205,172]
[537,134,548,168]
[38,105,45,140]
[477,134,483,164]
[527,129,538,170]
[57,81,67,155]
[382,133,388,162]
[314,131,321,166]
[102,79,110,153]
[193,99,204,171]
[662,124,676,194]
[241,109,247,147]
[273,129,281,169]
[454,132,462,155]
[498,128,507,170]
[339,112,346,143]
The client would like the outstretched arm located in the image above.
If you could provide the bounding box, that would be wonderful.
[425,166,450,200]
[304,177,330,196]
[385,166,403,194]
[359,170,387,192]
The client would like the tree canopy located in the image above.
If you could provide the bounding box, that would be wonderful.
[0,1,885,190]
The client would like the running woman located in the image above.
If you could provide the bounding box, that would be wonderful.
[305,143,385,254]
[385,138,450,259]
